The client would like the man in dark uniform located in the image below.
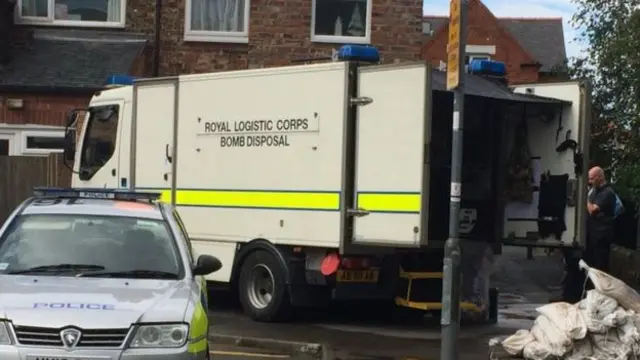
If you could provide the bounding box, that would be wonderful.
[560,166,616,302]
[585,166,616,272]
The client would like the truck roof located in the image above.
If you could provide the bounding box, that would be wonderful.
[21,198,165,220]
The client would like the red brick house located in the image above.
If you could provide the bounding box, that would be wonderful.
[125,0,422,75]
[0,0,147,156]
[0,0,423,157]
[422,0,568,84]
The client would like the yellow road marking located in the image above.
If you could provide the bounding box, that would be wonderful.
[210,350,290,358]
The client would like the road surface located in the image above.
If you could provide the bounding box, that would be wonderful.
[206,247,564,360]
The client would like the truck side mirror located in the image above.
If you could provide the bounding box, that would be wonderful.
[66,110,78,127]
[63,130,76,162]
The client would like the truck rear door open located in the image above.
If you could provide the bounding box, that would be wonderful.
[508,81,591,246]
[351,63,432,247]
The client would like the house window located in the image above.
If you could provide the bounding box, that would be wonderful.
[18,0,125,27]
[184,0,250,43]
[422,22,433,35]
[26,136,65,150]
[0,140,9,156]
[22,132,66,155]
[311,0,371,44]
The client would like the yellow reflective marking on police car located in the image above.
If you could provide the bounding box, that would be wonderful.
[157,189,340,211]
[356,192,420,213]
[187,300,209,354]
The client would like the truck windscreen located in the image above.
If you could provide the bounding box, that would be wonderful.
[79,105,120,181]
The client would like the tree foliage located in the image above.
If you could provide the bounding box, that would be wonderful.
[571,0,640,201]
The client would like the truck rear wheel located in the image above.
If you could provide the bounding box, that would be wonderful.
[238,250,291,322]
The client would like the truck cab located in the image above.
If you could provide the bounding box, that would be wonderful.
[68,82,134,190]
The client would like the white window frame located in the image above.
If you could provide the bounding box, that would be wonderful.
[0,133,18,156]
[15,0,126,28]
[310,0,372,44]
[21,130,66,156]
[183,0,251,44]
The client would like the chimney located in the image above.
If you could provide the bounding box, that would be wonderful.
[0,0,16,66]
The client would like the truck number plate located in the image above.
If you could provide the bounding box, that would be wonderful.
[336,270,379,283]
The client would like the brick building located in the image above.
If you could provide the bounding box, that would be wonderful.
[0,0,146,157]
[422,0,567,84]
[0,0,423,157]
[125,0,422,75]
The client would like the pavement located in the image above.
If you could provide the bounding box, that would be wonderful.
[206,246,566,360]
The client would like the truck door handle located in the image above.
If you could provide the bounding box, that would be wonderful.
[165,144,172,163]
[347,208,370,217]
[111,168,116,176]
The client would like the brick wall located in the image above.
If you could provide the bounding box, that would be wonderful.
[0,93,90,127]
[421,0,539,85]
[126,0,423,75]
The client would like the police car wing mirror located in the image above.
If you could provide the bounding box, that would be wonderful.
[193,254,222,276]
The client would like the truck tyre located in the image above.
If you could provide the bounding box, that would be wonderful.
[238,250,291,322]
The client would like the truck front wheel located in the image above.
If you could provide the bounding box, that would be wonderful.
[238,250,291,322]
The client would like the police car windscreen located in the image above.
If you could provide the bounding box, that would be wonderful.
[0,215,182,277]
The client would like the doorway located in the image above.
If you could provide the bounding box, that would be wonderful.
[0,133,16,156]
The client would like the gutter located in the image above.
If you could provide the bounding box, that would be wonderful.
[153,0,161,77]
[0,85,101,95]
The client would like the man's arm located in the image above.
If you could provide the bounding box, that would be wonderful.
[588,189,615,216]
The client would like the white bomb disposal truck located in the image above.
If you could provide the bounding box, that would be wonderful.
[63,46,591,322]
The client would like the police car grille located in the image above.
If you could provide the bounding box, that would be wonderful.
[14,326,130,347]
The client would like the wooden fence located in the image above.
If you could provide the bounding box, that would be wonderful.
[0,154,71,224]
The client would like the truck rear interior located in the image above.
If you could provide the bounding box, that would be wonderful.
[396,73,584,319]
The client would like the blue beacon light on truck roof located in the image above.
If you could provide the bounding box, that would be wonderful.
[468,59,506,77]
[104,74,136,86]
[32,187,162,202]
[337,45,380,63]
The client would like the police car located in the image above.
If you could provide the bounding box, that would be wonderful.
[0,188,221,359]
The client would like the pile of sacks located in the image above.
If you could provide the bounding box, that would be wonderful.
[490,260,640,360]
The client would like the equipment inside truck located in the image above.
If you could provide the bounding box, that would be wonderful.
[396,69,589,321]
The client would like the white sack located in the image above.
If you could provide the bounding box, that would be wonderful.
[501,329,535,356]
[564,337,594,360]
[614,310,640,355]
[578,290,619,333]
[536,302,588,340]
[591,330,632,360]
[530,313,573,357]
[522,340,554,360]
[580,259,640,314]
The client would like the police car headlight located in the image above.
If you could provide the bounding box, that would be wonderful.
[130,324,189,348]
[0,322,12,345]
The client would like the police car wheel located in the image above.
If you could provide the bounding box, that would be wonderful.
[238,250,291,322]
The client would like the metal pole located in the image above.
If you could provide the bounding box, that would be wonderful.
[441,0,467,359]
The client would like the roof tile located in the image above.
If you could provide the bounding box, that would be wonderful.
[0,28,147,91]
[422,16,566,72]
